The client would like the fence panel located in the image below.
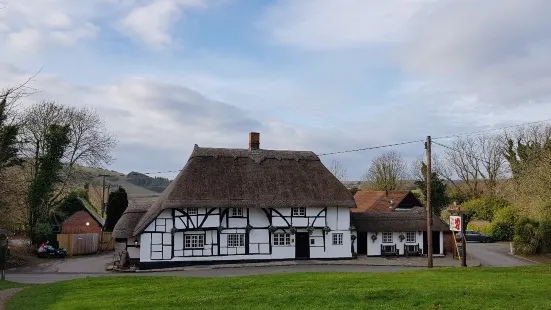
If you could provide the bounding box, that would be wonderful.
[101,232,115,251]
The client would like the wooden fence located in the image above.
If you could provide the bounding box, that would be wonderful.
[57,232,115,256]
[57,233,99,256]
[101,232,115,251]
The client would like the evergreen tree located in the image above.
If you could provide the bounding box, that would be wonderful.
[104,187,129,231]
[0,94,22,172]
[27,124,71,244]
[415,162,448,216]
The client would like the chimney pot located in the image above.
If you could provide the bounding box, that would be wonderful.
[249,132,260,150]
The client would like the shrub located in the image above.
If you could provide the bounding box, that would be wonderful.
[489,207,516,241]
[539,220,551,254]
[352,252,358,259]
[513,218,541,255]
[461,197,510,222]
[467,221,492,236]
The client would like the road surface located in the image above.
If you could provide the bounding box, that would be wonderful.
[466,242,535,267]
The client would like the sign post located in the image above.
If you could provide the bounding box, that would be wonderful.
[449,213,467,267]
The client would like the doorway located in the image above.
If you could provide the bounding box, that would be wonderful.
[357,232,367,255]
[295,232,310,259]
[423,231,441,255]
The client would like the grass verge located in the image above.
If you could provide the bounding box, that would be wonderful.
[6,266,551,310]
[0,281,25,291]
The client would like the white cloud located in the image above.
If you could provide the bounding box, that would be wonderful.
[0,0,102,52]
[259,0,436,50]
[119,0,208,47]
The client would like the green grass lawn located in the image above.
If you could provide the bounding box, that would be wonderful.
[6,266,551,310]
[0,281,25,291]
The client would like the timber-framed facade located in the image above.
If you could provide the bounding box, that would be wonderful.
[113,132,356,268]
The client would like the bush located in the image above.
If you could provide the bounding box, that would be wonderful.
[539,220,551,254]
[467,221,492,236]
[352,252,358,259]
[513,218,541,255]
[489,207,516,242]
[461,197,510,222]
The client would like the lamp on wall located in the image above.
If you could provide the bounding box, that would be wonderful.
[85,222,90,226]
[134,239,140,248]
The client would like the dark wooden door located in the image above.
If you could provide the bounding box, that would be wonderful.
[357,232,367,255]
[295,232,310,259]
[423,231,441,255]
[432,232,441,254]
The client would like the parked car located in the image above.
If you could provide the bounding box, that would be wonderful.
[455,230,491,243]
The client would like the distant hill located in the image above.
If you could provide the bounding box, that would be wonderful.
[126,171,171,193]
[74,166,165,212]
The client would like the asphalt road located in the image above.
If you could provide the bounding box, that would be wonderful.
[466,242,535,267]
[6,265,421,284]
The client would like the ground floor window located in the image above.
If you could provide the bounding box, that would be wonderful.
[184,234,204,249]
[382,232,393,243]
[406,232,416,243]
[273,233,291,246]
[332,233,343,245]
[227,234,245,247]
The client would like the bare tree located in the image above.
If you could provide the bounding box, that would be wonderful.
[328,160,347,182]
[438,135,506,199]
[363,151,408,191]
[19,101,118,207]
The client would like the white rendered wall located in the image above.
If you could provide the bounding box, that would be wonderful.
[138,206,352,263]
[365,232,425,256]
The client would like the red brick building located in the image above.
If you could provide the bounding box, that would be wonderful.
[61,210,104,234]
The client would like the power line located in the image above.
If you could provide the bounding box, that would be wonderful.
[432,141,490,165]
[432,118,551,141]
[110,118,551,176]
[316,140,424,156]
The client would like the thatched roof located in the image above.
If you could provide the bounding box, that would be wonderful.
[133,144,355,235]
[352,191,423,213]
[112,197,156,239]
[351,207,450,232]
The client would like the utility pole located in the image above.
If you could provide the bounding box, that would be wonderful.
[425,135,433,268]
[460,208,467,267]
[99,174,110,218]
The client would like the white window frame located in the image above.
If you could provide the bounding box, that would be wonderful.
[332,233,343,245]
[187,208,198,215]
[406,232,416,243]
[231,208,243,217]
[382,232,393,243]
[292,207,306,216]
[184,234,204,249]
[273,233,291,246]
[227,234,245,247]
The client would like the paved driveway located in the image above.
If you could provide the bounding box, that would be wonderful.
[6,265,421,284]
[466,242,535,267]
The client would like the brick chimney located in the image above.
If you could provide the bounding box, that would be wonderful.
[249,132,260,150]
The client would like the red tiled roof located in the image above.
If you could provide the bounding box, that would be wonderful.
[351,190,412,213]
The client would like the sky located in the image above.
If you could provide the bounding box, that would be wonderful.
[1,0,551,180]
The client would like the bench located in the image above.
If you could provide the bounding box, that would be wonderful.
[404,243,422,257]
[381,244,399,257]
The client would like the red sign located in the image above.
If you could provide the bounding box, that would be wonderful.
[450,216,462,231]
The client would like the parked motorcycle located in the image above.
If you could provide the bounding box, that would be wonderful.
[37,244,68,258]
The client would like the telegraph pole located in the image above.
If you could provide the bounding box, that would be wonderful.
[426,135,433,268]
[99,174,110,217]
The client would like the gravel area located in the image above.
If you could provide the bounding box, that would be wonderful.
[0,288,23,310]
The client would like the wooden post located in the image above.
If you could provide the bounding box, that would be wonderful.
[461,211,467,267]
[426,136,433,268]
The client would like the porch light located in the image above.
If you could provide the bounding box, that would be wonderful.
[134,240,140,247]
[85,222,90,226]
